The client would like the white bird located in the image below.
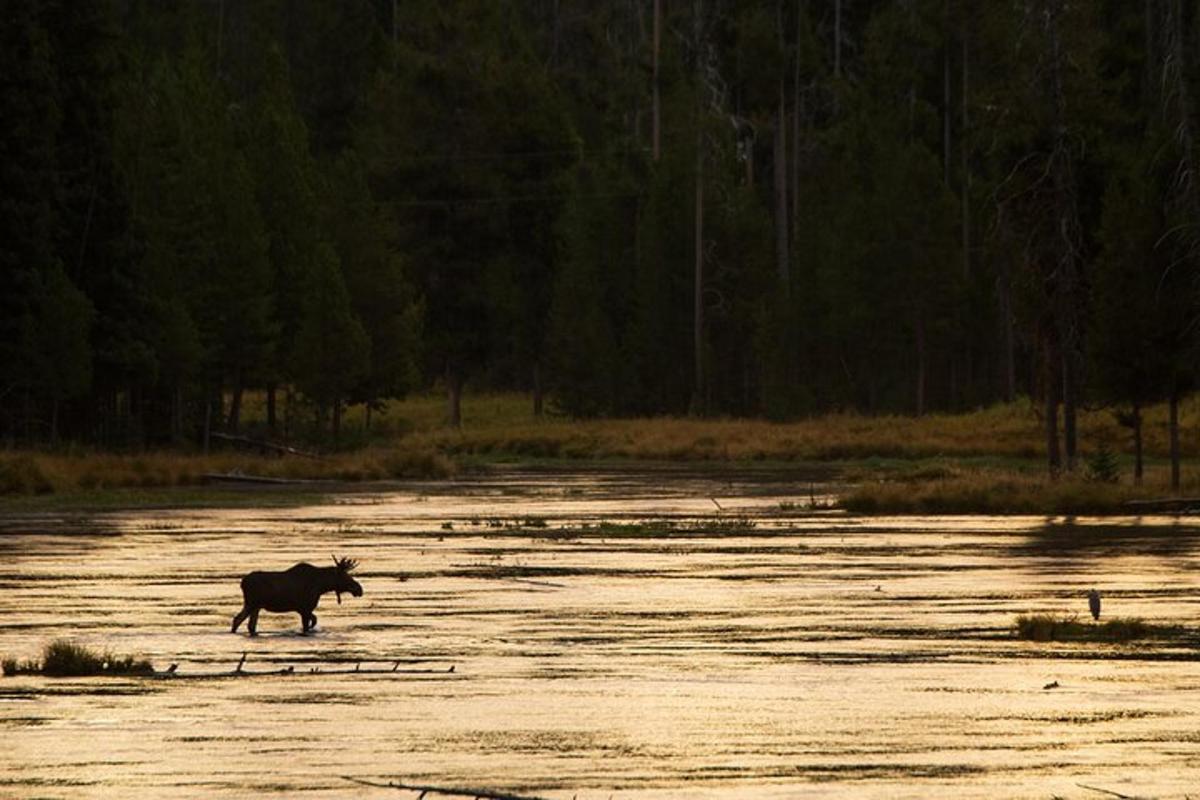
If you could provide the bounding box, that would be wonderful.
[1088,588,1101,621]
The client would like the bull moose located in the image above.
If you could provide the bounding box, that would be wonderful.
[231,556,363,636]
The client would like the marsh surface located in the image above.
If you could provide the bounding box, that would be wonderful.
[1,467,1199,798]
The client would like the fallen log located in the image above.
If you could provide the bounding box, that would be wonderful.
[1123,497,1200,512]
[210,432,323,460]
[342,776,551,800]
[1076,783,1139,800]
[149,662,457,680]
[201,472,314,485]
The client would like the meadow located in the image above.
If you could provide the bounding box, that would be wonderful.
[2,391,1197,513]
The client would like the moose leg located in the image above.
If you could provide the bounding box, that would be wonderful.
[248,609,260,636]
[231,606,250,633]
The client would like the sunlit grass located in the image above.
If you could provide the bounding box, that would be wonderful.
[2,640,154,677]
[385,392,1199,463]
[0,445,456,499]
[839,463,1200,515]
[3,392,1199,515]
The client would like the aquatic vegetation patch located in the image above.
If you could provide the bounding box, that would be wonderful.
[1013,614,1181,643]
[573,517,756,537]
[3,639,153,677]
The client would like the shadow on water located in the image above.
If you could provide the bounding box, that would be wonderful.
[1013,517,1200,559]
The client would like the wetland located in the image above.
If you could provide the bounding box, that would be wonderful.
[1,467,1199,798]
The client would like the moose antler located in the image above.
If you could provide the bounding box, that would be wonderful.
[332,555,359,573]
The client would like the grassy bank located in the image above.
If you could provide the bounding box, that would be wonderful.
[2,393,1197,514]
[0,446,456,497]
[839,462,1200,515]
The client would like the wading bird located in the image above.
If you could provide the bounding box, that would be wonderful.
[231,556,363,635]
[1088,588,1101,621]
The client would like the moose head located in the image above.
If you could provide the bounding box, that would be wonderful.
[331,555,363,605]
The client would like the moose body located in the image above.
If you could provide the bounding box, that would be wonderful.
[231,557,362,635]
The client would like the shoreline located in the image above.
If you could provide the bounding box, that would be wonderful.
[1,456,1195,517]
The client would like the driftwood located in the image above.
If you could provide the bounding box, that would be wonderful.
[1076,783,1140,800]
[342,776,551,800]
[210,432,323,460]
[201,471,313,485]
[1123,497,1200,512]
[150,666,456,681]
[147,654,456,681]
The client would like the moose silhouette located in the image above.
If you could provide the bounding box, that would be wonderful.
[231,556,363,636]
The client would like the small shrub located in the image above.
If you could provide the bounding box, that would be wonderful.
[378,448,456,479]
[1085,444,1120,483]
[2,657,43,676]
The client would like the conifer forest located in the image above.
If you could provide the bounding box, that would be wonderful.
[3,0,1197,468]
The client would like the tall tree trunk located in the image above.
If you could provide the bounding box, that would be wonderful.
[203,388,213,455]
[792,3,803,236]
[693,128,705,413]
[266,384,277,436]
[446,363,463,428]
[943,3,951,184]
[23,389,33,444]
[915,314,927,417]
[960,29,973,403]
[652,0,661,161]
[1132,401,1144,486]
[284,386,293,442]
[1169,384,1181,492]
[1165,0,1198,218]
[532,361,544,417]
[226,376,242,434]
[1044,0,1081,471]
[834,0,842,79]
[692,0,705,413]
[1043,327,1061,476]
[1062,350,1077,471]
[961,33,971,282]
[172,383,183,444]
[1001,266,1016,403]
[216,0,225,76]
[774,81,790,294]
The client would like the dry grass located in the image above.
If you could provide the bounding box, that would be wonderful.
[839,464,1200,515]
[389,392,1200,463]
[0,445,456,497]
[3,393,1198,514]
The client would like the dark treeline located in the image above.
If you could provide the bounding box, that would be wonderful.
[2,0,1198,478]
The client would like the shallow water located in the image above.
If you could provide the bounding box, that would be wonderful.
[1,467,1199,799]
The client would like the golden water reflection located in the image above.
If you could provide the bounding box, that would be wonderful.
[1,468,1198,798]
